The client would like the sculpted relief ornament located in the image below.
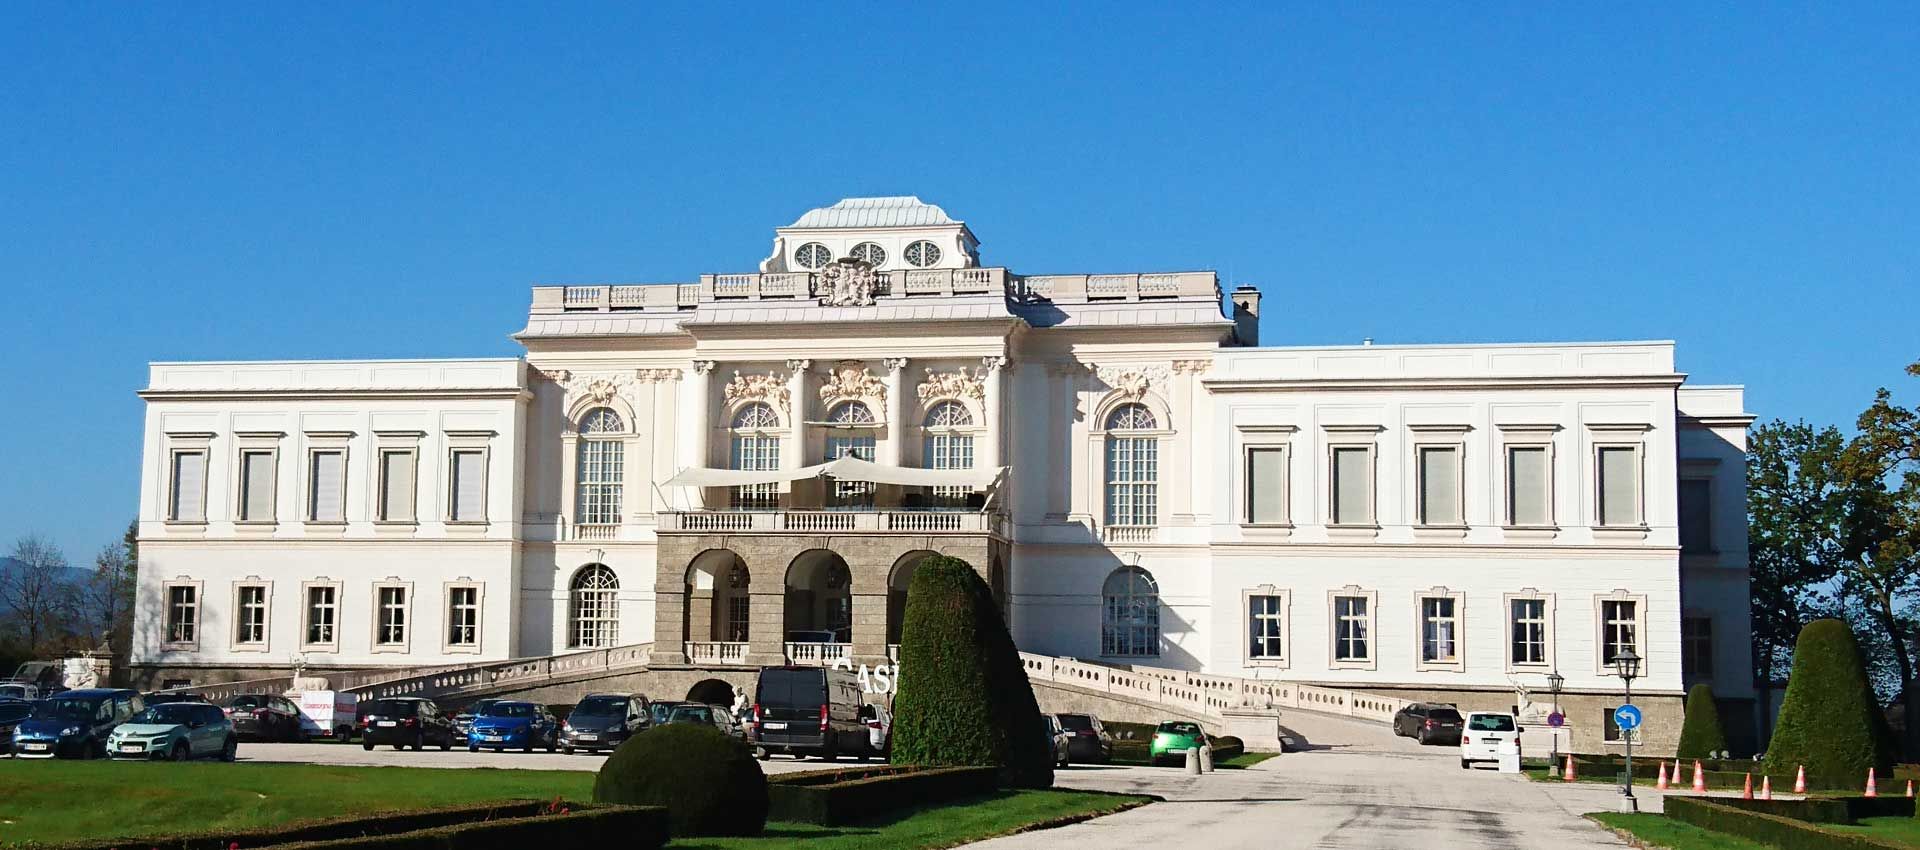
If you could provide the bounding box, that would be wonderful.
[916,367,986,403]
[723,370,791,410]
[1087,364,1171,400]
[545,369,634,405]
[818,363,887,404]
[818,259,878,307]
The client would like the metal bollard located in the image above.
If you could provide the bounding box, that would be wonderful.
[1185,747,1201,775]
[1200,744,1214,773]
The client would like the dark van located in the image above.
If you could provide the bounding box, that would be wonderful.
[749,666,870,761]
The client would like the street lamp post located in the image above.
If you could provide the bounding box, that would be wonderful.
[1546,672,1565,778]
[1613,649,1642,813]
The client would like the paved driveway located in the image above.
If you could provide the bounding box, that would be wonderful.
[970,710,1637,850]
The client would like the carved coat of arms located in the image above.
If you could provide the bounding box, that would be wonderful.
[818,260,878,307]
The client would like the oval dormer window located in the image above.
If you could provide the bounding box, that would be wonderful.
[904,240,942,268]
[794,242,832,270]
[850,242,886,267]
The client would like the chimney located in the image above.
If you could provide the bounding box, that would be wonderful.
[1231,285,1261,347]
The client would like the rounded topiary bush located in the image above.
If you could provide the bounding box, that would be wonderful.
[1676,683,1727,759]
[1761,618,1893,787]
[593,722,767,837]
[891,555,1053,789]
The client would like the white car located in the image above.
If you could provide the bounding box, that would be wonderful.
[1459,711,1522,769]
[0,684,40,702]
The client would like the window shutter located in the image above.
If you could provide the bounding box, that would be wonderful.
[1418,447,1461,525]
[1508,447,1549,525]
[310,451,345,522]
[1599,447,1640,526]
[452,451,486,522]
[1247,448,1286,524]
[241,452,275,521]
[1332,447,1372,524]
[171,452,206,522]
[381,451,415,522]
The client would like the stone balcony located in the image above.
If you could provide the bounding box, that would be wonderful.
[528,268,1222,314]
[657,509,1007,536]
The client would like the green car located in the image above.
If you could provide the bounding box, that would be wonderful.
[107,701,236,761]
[1149,720,1208,766]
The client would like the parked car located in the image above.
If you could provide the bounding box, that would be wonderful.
[292,690,358,741]
[467,701,559,753]
[223,694,307,742]
[0,698,31,757]
[1392,703,1465,746]
[0,684,41,702]
[1459,711,1522,769]
[1043,714,1071,768]
[858,702,891,757]
[663,702,746,741]
[358,697,457,751]
[142,692,211,706]
[451,698,503,738]
[561,693,648,754]
[107,702,236,761]
[748,666,871,761]
[11,688,143,759]
[1053,712,1114,763]
[1149,720,1209,766]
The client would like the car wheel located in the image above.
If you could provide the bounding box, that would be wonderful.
[563,746,574,755]
[171,742,190,762]
[363,741,375,751]
[439,738,452,752]
[468,744,479,752]
[222,737,238,762]
[1417,730,1428,746]
[336,726,352,742]
[1460,759,1470,769]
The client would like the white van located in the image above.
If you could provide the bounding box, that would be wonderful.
[1459,711,1522,769]
[293,691,359,741]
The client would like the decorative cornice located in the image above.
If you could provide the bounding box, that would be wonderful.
[818,363,887,404]
[917,367,986,404]
[555,371,633,405]
[724,370,791,410]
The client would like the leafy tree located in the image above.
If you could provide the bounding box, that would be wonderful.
[1676,683,1728,758]
[1762,618,1893,786]
[1747,421,1853,690]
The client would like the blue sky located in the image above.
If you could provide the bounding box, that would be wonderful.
[1,4,1914,559]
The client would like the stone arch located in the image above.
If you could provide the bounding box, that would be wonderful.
[685,678,737,707]
[886,550,941,645]
[784,549,853,642]
[565,395,640,433]
[684,549,750,644]
[1092,393,1172,434]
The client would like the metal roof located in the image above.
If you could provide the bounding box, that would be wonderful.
[788,196,960,229]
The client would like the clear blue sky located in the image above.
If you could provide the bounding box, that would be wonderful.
[2,4,1915,560]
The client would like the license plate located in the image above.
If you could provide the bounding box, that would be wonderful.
[119,743,146,753]
[377,721,397,727]
[484,735,503,742]
[576,733,598,741]
[761,722,786,730]
[21,743,47,751]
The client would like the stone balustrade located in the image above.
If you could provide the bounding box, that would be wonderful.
[1018,652,1413,727]
[530,267,1222,313]
[657,510,999,534]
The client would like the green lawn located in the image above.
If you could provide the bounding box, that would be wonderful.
[1586,813,1775,850]
[0,760,592,845]
[1831,815,1920,846]
[670,789,1150,850]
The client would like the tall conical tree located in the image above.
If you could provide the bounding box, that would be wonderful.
[890,555,1052,788]
[1675,683,1728,758]
[1761,618,1893,786]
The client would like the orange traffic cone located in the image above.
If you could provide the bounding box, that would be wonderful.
[1867,768,1879,798]
[1563,754,1576,781]
[1656,762,1669,790]
[1742,773,1754,799]
[1761,775,1773,800]
[1794,765,1807,794]
[1692,760,1706,793]
[1907,779,1914,798]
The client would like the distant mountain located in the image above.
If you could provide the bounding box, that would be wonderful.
[0,556,94,588]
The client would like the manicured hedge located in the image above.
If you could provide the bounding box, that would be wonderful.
[1762,619,1895,788]
[1664,795,1909,850]
[1676,683,1729,759]
[263,805,669,850]
[592,723,767,837]
[766,765,1000,825]
[1211,736,1245,761]
[42,801,554,850]
[1704,795,1912,823]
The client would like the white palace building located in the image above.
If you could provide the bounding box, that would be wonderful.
[132,196,1758,749]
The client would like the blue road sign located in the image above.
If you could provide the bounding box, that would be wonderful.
[1614,704,1643,731]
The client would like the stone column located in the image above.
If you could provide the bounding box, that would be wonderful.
[783,360,811,506]
[684,361,715,473]
[744,590,787,666]
[882,358,908,467]
[982,356,1008,469]
[651,586,688,665]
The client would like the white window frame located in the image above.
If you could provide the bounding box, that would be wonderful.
[1408,426,1469,529]
[1414,587,1466,673]
[372,431,423,526]
[1591,431,1649,529]
[1498,425,1559,530]
[161,579,202,651]
[1243,586,1291,668]
[443,581,484,654]
[300,579,342,652]
[1323,426,1382,530]
[230,580,272,652]
[1238,425,1296,528]
[1594,590,1649,676]
[1328,587,1378,670]
[232,433,283,526]
[371,581,414,653]
[163,433,213,525]
[445,432,494,527]
[303,432,354,526]
[1503,589,1556,674]
[1099,403,1165,531]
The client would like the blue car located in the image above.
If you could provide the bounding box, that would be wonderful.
[466,701,559,753]
[13,688,144,759]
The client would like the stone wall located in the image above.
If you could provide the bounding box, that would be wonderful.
[1358,684,1687,756]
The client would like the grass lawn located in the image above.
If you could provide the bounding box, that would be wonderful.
[0,760,592,845]
[669,789,1151,850]
[1831,815,1920,846]
[1586,813,1775,850]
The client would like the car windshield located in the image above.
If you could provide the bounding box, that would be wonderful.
[649,703,675,724]
[573,697,628,717]
[1469,715,1516,732]
[1057,715,1094,732]
[667,705,713,724]
[1429,709,1463,722]
[132,704,202,725]
[1157,722,1201,736]
[31,698,96,721]
[482,703,535,718]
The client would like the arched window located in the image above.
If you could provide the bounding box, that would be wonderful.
[923,401,976,508]
[824,402,876,509]
[827,401,875,425]
[1102,567,1160,657]
[568,564,620,648]
[1104,403,1158,527]
[576,408,624,525]
[723,562,750,642]
[730,403,781,510]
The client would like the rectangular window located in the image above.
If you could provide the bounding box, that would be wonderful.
[924,434,975,508]
[578,438,626,523]
[235,585,268,646]
[378,449,416,522]
[238,451,276,522]
[1248,595,1285,660]
[1679,478,1713,554]
[1421,597,1459,663]
[1602,599,1638,664]
[1104,437,1159,527]
[825,436,876,509]
[726,596,751,642]
[1597,446,1641,526]
[1330,447,1373,526]
[1684,616,1714,680]
[447,586,479,647]
[1511,598,1548,666]
[377,586,409,646]
[1333,595,1370,661]
[305,585,337,646]
[729,436,779,510]
[450,449,487,522]
[1416,446,1461,526]
[308,450,346,522]
[168,451,207,522]
[165,585,198,644]
[1245,447,1288,524]
[1507,446,1551,526]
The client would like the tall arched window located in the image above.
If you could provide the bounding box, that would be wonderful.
[1103,403,1159,527]
[576,408,624,525]
[1102,566,1160,657]
[825,402,877,509]
[730,403,781,510]
[923,401,976,508]
[568,564,620,648]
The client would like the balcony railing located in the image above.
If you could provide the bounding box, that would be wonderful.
[572,524,619,542]
[685,641,749,665]
[1101,525,1158,544]
[784,642,851,666]
[658,510,1001,534]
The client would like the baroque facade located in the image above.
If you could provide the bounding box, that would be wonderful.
[131,196,1756,751]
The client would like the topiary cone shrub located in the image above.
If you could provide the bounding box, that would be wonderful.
[1760,618,1893,787]
[891,555,1053,789]
[592,722,767,837]
[1676,683,1728,759]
